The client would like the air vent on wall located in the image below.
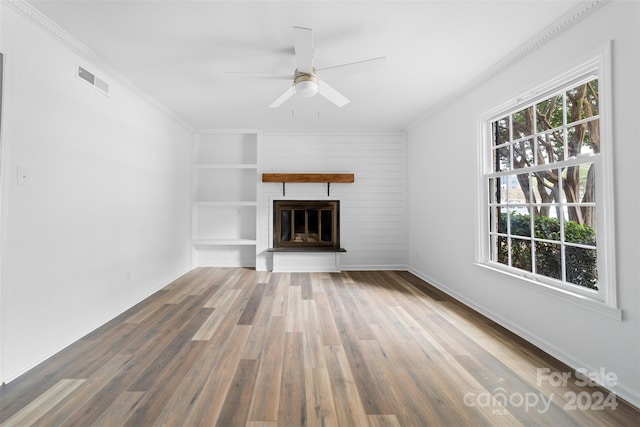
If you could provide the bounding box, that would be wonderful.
[77,65,109,95]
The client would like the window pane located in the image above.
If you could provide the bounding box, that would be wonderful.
[562,163,595,208]
[490,205,507,234]
[493,146,510,172]
[535,241,562,280]
[507,173,529,202]
[536,131,564,164]
[510,211,531,237]
[531,170,560,204]
[489,178,507,204]
[585,79,599,117]
[536,94,563,132]
[493,117,510,146]
[513,139,533,169]
[565,214,596,246]
[567,123,586,157]
[584,119,599,154]
[566,246,598,290]
[561,166,580,205]
[534,211,560,241]
[568,121,599,156]
[491,234,508,266]
[578,163,595,202]
[566,79,598,123]
[510,237,532,272]
[512,106,534,138]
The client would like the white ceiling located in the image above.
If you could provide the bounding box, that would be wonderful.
[29,0,582,131]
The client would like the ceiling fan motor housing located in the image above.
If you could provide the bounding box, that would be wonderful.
[294,69,319,98]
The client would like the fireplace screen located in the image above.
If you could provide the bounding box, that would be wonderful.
[273,200,339,249]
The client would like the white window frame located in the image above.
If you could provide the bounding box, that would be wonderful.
[475,43,619,319]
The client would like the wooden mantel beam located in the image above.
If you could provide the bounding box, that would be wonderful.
[262,173,354,183]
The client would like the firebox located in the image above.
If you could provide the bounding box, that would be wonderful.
[273,200,340,250]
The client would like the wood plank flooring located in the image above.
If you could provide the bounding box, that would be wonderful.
[1,268,638,426]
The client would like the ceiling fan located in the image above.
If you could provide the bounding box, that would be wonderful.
[228,26,386,108]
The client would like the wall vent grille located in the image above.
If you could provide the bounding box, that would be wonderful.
[77,65,109,95]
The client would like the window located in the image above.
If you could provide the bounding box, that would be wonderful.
[477,48,617,313]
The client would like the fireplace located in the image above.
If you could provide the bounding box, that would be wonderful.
[273,200,340,250]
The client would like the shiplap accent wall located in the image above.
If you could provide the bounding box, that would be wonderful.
[257,131,408,271]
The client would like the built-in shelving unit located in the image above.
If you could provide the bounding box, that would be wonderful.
[192,131,258,267]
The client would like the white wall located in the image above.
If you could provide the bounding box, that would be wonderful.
[407,1,639,406]
[257,131,407,271]
[0,3,192,382]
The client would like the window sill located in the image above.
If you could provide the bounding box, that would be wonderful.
[473,263,622,321]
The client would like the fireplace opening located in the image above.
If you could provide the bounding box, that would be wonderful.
[273,200,339,250]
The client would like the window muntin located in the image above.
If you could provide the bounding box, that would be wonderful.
[483,69,609,300]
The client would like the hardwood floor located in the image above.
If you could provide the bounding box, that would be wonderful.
[1,268,638,426]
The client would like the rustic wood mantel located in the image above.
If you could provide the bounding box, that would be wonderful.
[262,173,354,183]
[262,173,354,196]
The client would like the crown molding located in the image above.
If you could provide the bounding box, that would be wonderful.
[5,0,194,132]
[405,0,610,129]
[6,0,99,62]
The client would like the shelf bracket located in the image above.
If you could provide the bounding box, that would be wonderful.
[327,182,331,196]
[282,182,286,196]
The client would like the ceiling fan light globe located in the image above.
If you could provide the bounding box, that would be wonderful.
[295,80,319,98]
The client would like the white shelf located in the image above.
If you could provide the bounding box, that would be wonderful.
[193,201,257,207]
[194,164,257,169]
[192,239,257,246]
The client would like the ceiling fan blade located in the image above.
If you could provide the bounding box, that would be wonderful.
[317,56,387,74]
[293,26,313,74]
[226,72,294,80]
[268,85,296,108]
[318,81,350,107]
